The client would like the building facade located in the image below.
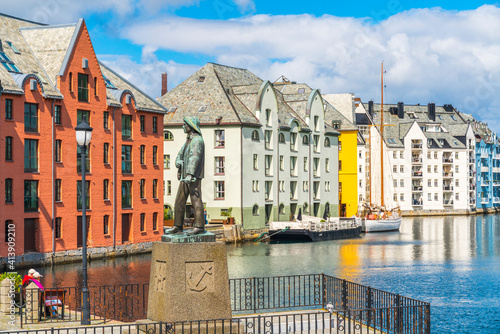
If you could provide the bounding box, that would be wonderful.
[0,14,165,258]
[160,63,340,231]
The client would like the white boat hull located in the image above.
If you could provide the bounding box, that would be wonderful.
[363,217,402,233]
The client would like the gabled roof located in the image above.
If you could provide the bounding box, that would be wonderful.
[322,93,355,124]
[0,13,61,98]
[159,63,262,125]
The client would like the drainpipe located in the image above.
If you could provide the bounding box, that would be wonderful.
[276,130,279,222]
[309,132,312,216]
[51,99,55,256]
[112,107,117,248]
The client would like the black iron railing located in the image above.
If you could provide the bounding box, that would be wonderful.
[17,274,430,333]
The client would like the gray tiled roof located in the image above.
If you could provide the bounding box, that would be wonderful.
[322,93,355,123]
[159,63,262,125]
[0,14,61,98]
[99,62,166,114]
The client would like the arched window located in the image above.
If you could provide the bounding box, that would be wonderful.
[302,135,309,145]
[252,204,259,216]
[303,202,309,214]
[279,203,285,214]
[164,131,174,141]
[251,130,260,141]
[278,133,285,143]
[324,137,331,147]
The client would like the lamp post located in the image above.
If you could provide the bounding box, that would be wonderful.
[75,116,93,325]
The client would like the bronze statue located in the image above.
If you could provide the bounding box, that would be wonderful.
[166,116,205,235]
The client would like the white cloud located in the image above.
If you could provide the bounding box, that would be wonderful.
[122,5,500,132]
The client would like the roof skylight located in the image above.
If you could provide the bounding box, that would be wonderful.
[7,42,20,54]
[0,52,21,73]
[103,75,116,89]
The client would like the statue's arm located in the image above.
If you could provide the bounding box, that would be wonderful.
[185,137,204,177]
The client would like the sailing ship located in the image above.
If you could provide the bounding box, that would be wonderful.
[359,62,402,233]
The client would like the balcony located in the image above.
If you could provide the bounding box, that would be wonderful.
[443,171,454,178]
[469,199,476,205]
[443,185,454,192]
[469,172,476,177]
[412,171,423,177]
[493,167,500,173]
[481,166,490,173]
[494,154,500,160]
[443,200,454,206]
[494,197,500,203]
[412,186,423,192]
[411,143,423,149]
[481,152,489,158]
[412,199,423,206]
[470,184,476,190]
[481,179,491,186]
[442,158,453,164]
[469,158,475,164]
[411,158,423,164]
[481,197,490,204]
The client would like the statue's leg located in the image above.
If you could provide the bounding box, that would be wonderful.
[173,182,189,228]
[189,179,205,229]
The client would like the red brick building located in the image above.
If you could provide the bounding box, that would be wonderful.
[0,14,166,259]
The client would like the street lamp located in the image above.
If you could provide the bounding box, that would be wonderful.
[75,116,92,325]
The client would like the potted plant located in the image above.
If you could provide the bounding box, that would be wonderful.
[223,207,234,225]
[164,208,174,227]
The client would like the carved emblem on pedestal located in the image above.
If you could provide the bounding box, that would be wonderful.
[155,260,167,292]
[186,261,214,293]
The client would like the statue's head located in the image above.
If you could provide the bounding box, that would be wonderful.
[183,116,202,135]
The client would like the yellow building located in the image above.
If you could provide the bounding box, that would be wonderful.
[323,94,359,217]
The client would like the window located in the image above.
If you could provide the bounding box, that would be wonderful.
[455,193,459,200]
[55,140,62,162]
[434,179,438,187]
[313,158,319,177]
[427,165,431,173]
[24,139,38,172]
[153,179,158,199]
[428,179,432,187]
[280,155,284,171]
[77,110,90,125]
[253,154,258,170]
[400,165,404,173]
[400,151,404,159]
[339,141,342,151]
[103,143,109,164]
[393,151,397,159]
[290,133,298,151]
[394,194,398,202]
[359,165,362,173]
[265,181,272,200]
[167,180,171,195]
[5,178,12,203]
[279,203,285,214]
[53,217,62,238]
[400,179,404,187]
[164,155,170,169]
[303,181,309,192]
[153,117,158,133]
[252,180,259,192]
[140,213,146,232]
[326,181,331,192]
[303,202,309,214]
[103,111,109,129]
[302,157,307,172]
[215,157,225,174]
[103,179,109,200]
[78,73,89,102]
[428,193,432,201]
[290,156,297,176]
[455,165,459,173]
[324,137,330,147]
[77,146,90,173]
[313,181,320,199]
[140,179,146,199]
[265,155,272,176]
[140,115,145,132]
[122,115,132,139]
[153,146,158,165]
[400,194,404,201]
[325,158,330,173]
[54,105,61,124]
[164,131,174,140]
[434,152,438,159]
[332,120,341,129]
[103,215,109,235]
[434,193,438,201]
[456,180,460,187]
[55,179,61,202]
[122,145,132,173]
[313,116,319,132]
[153,212,158,230]
[302,135,309,145]
[278,133,285,143]
[313,135,320,152]
[455,152,459,159]
[69,72,73,92]
[94,77,98,96]
[394,180,398,188]
[103,74,116,89]
[139,145,145,165]
[251,130,260,141]
[252,205,259,215]
[24,103,38,132]
[122,181,132,208]
[5,136,12,161]
[215,181,225,199]
[339,160,342,171]
[434,165,438,173]
[393,166,398,173]
[290,181,297,199]
[265,109,271,126]
[5,99,13,120]
[215,130,225,147]
[77,180,90,210]
[265,130,272,149]
[0,52,20,72]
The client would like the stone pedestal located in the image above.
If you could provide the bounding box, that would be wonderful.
[0,278,13,314]
[147,240,232,323]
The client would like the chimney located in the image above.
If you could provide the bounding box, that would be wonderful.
[161,72,168,96]
[428,103,436,122]
[397,102,404,119]
[368,100,374,118]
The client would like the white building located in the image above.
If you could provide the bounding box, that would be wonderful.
[159,63,340,230]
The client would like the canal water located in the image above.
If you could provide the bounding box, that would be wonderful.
[27,215,500,333]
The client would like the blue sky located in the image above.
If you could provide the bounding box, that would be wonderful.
[4,1,500,132]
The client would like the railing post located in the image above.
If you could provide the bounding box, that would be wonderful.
[395,294,401,333]
[253,278,257,314]
[366,286,372,328]
[341,279,347,310]
[160,320,163,334]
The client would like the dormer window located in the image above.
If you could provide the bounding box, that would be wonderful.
[451,115,457,121]
[198,76,205,83]
[408,112,418,119]
[103,75,116,89]
[332,120,341,129]
[198,106,207,112]
[437,115,443,120]
[298,88,305,94]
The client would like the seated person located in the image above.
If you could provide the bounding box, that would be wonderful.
[22,269,36,287]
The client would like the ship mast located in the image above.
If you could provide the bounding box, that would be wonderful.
[380,62,384,207]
